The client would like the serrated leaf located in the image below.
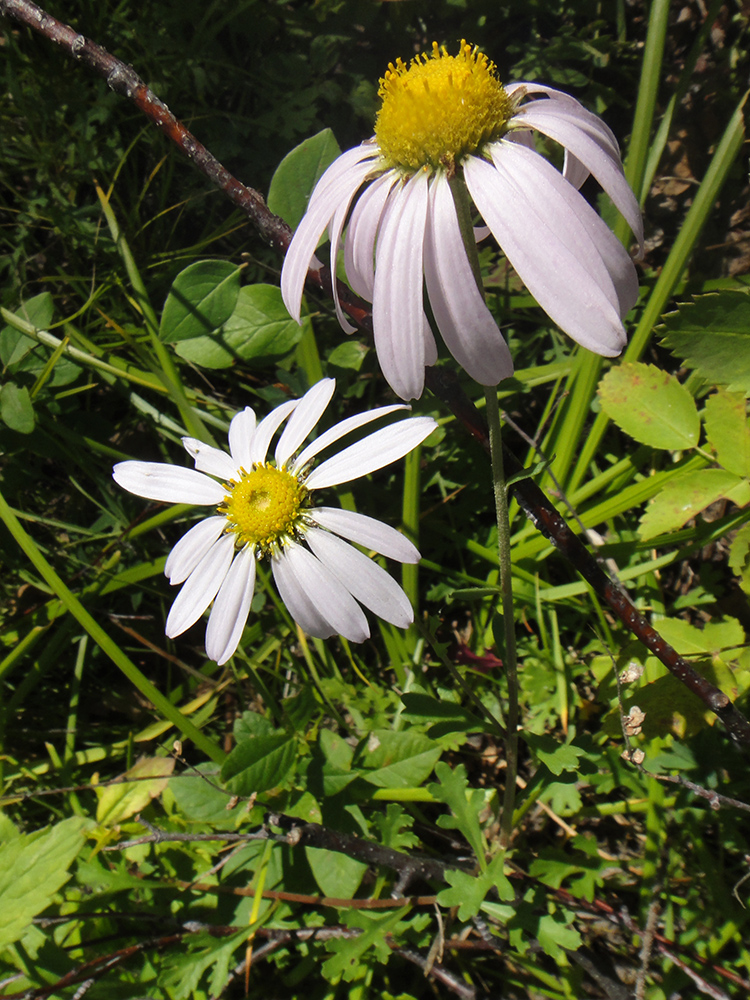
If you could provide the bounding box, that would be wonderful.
[704,390,750,477]
[537,911,582,960]
[355,730,441,788]
[729,523,750,595]
[0,816,88,950]
[598,362,700,449]
[437,854,514,920]
[159,260,241,343]
[428,761,486,865]
[221,733,297,795]
[96,756,175,826]
[0,382,35,434]
[174,284,304,369]
[639,468,747,540]
[267,128,342,229]
[660,290,750,395]
[322,908,407,984]
[158,927,247,1000]
[522,733,587,776]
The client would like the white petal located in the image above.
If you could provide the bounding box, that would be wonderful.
[488,140,638,318]
[306,528,413,629]
[275,378,335,468]
[249,398,298,466]
[182,438,239,481]
[372,171,430,400]
[228,407,257,470]
[515,102,643,246]
[305,416,436,490]
[280,145,380,325]
[113,462,225,505]
[344,170,397,299]
[464,151,627,356]
[328,159,378,333]
[205,545,257,664]
[273,542,370,641]
[290,403,408,474]
[165,532,236,638]
[310,507,420,562]
[165,516,227,584]
[424,175,514,386]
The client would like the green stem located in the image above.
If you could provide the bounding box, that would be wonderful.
[484,387,519,850]
[0,488,225,765]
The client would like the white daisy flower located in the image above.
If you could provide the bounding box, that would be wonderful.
[113,378,436,665]
[281,41,643,401]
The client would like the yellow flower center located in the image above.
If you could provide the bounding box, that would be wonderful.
[374,40,513,172]
[220,465,307,550]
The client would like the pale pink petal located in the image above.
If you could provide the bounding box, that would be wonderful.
[306,527,413,629]
[509,82,621,152]
[228,407,257,470]
[310,507,419,562]
[275,378,335,468]
[305,416,436,490]
[182,438,238,481]
[272,544,337,638]
[372,170,430,400]
[290,404,408,474]
[424,174,513,386]
[344,170,397,299]
[328,158,378,333]
[165,516,227,584]
[113,462,225,505]
[165,532,236,638]
[464,151,627,356]
[248,399,298,466]
[205,545,257,664]
[514,102,643,246]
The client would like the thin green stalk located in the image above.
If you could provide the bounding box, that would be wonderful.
[484,387,519,849]
[0,488,225,765]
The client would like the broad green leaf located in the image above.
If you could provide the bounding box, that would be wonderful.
[355,730,441,788]
[598,362,700,449]
[437,854,513,920]
[168,762,234,825]
[174,284,305,369]
[0,816,89,950]
[233,709,274,741]
[96,756,175,826]
[306,846,367,899]
[639,468,748,540]
[400,692,484,740]
[0,382,35,434]
[328,340,368,371]
[655,616,744,657]
[428,761,487,866]
[221,733,297,795]
[159,260,241,343]
[322,908,407,984]
[522,733,587,776]
[704,389,750,477]
[660,290,750,395]
[267,128,342,229]
[0,292,54,367]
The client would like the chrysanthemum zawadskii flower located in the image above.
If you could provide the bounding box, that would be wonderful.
[281,41,643,401]
[113,379,436,664]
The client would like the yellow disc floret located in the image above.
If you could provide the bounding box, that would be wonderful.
[220,465,307,551]
[375,40,513,172]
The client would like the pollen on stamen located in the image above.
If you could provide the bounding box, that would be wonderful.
[219,464,307,551]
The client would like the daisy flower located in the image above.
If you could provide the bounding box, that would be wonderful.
[281,41,643,401]
[113,379,435,664]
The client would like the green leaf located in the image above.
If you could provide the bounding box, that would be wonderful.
[660,290,750,395]
[174,284,305,369]
[428,761,487,866]
[322,908,407,984]
[437,854,514,920]
[221,733,297,795]
[0,382,35,434]
[267,128,342,229]
[400,693,484,740]
[158,927,247,999]
[639,468,749,540]
[159,260,241,343]
[729,523,750,595]
[537,911,582,960]
[704,390,750,477]
[355,730,441,789]
[522,733,587,776]
[0,292,54,367]
[598,362,700,449]
[0,816,89,950]
[328,340,368,371]
[96,756,174,826]
[305,847,367,899]
[168,762,233,824]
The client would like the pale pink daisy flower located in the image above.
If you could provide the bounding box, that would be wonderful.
[282,41,643,401]
[113,379,435,664]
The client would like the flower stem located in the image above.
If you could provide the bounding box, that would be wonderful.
[484,386,519,849]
